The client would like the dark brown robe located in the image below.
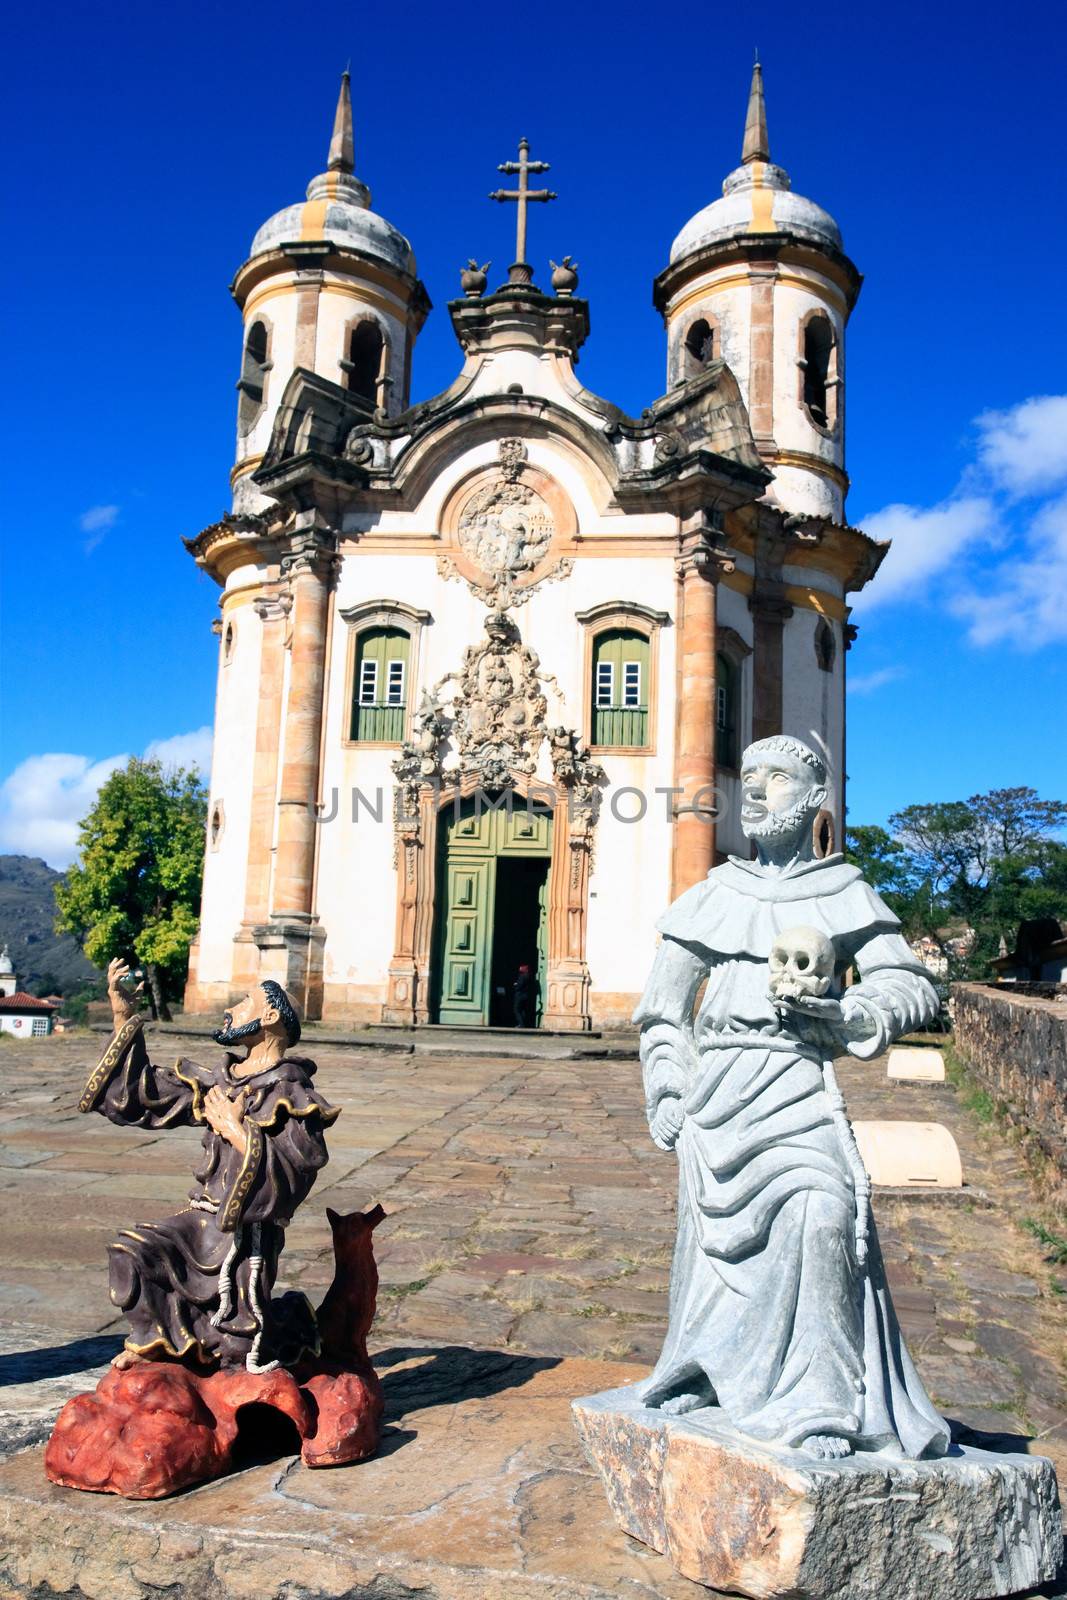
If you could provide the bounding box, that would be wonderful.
[80,1018,339,1370]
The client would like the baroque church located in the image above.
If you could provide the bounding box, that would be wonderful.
[183,64,885,1031]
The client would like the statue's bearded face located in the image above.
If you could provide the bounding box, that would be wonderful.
[740,754,821,845]
[213,986,270,1047]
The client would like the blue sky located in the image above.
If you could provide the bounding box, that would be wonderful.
[2,0,1065,866]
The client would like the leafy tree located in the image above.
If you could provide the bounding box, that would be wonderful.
[848,788,1066,983]
[55,759,208,1021]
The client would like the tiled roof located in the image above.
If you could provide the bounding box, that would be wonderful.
[0,992,57,1012]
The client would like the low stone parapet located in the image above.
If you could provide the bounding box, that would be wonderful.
[952,982,1067,1175]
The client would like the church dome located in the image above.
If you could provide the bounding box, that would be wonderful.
[669,63,843,265]
[246,73,417,278]
[250,173,417,276]
[670,164,842,263]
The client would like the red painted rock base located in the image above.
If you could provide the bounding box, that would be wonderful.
[44,1357,382,1498]
[45,1205,385,1499]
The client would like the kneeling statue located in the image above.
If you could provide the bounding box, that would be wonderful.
[45,967,384,1498]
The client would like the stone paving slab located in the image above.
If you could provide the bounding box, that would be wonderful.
[0,1032,1064,1597]
[0,1352,717,1600]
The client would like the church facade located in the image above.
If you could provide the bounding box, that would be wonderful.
[184,65,885,1030]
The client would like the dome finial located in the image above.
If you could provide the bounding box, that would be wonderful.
[328,69,355,175]
[742,58,770,165]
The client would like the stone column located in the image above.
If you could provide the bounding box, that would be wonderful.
[259,513,335,1017]
[232,591,291,990]
[749,588,794,744]
[671,512,733,900]
[747,259,777,452]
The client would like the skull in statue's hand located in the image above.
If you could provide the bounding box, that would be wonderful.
[768,926,835,1003]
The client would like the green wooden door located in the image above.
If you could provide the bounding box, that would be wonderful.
[437,855,495,1024]
[434,800,552,1026]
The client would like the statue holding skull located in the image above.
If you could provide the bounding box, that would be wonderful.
[633,734,949,1462]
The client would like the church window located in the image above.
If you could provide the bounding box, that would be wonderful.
[683,317,717,378]
[800,313,837,430]
[209,802,225,850]
[716,651,739,768]
[815,617,836,672]
[237,320,271,433]
[342,320,385,409]
[351,627,409,742]
[223,621,235,663]
[591,630,649,748]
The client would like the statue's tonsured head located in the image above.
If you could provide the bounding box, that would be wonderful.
[740,735,828,846]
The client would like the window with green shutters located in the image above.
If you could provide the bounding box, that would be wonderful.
[591,629,649,748]
[716,650,738,768]
[351,627,409,742]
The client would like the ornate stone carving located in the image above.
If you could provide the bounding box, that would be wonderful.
[457,444,554,583]
[548,727,606,886]
[451,611,547,782]
[436,551,573,612]
[343,430,373,466]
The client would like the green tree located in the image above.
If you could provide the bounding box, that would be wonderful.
[55,758,208,1021]
[849,788,1067,983]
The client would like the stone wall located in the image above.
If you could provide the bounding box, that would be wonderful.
[953,983,1067,1174]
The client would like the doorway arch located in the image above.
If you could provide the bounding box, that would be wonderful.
[384,772,594,1032]
[433,795,551,1026]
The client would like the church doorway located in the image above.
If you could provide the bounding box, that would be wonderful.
[432,797,551,1027]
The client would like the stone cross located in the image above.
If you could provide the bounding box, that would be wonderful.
[489,138,557,285]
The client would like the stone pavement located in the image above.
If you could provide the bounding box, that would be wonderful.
[0,1030,1064,1597]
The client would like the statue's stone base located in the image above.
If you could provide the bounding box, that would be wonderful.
[573,1384,1063,1600]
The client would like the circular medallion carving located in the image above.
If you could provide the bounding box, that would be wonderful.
[457,480,555,581]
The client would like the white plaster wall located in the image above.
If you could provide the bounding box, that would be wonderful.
[0,1015,50,1037]
[316,545,683,998]
[196,608,262,985]
[780,610,845,824]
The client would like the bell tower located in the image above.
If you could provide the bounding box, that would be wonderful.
[229,72,430,512]
[655,63,862,521]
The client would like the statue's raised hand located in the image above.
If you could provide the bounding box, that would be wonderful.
[106,958,143,1025]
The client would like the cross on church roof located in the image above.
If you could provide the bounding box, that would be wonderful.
[489,138,558,286]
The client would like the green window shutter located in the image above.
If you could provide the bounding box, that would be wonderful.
[352,627,410,742]
[591,630,649,747]
[715,651,737,768]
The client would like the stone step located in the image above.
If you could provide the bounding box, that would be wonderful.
[92,1018,640,1061]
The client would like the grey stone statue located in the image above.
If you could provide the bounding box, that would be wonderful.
[634,734,949,1461]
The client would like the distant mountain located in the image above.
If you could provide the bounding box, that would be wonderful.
[0,856,101,997]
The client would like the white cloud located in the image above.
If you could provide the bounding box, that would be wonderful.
[144,727,214,775]
[848,667,904,695]
[79,503,120,554]
[0,753,126,869]
[975,396,1067,498]
[859,496,997,608]
[0,728,215,870]
[951,492,1067,650]
[858,394,1067,651]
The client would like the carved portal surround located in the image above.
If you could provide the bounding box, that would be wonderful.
[383,440,602,1031]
